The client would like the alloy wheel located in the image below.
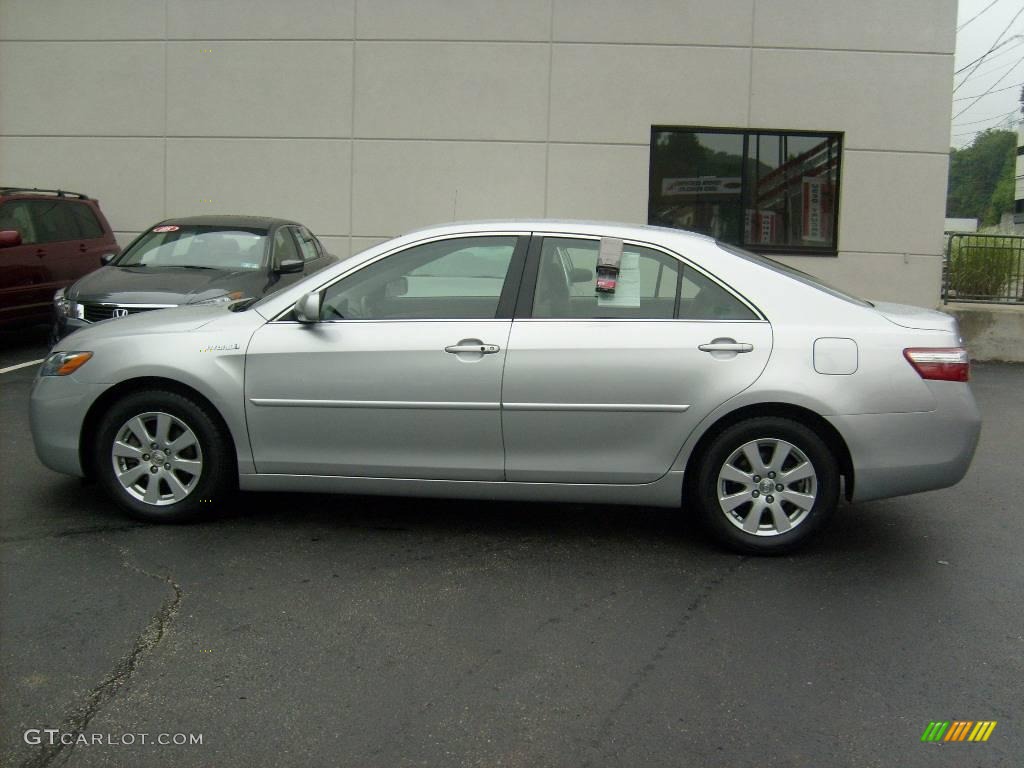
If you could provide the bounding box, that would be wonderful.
[716,438,818,536]
[110,411,203,506]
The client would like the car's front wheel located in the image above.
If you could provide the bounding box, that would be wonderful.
[694,417,839,554]
[94,390,234,522]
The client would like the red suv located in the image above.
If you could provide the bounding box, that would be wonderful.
[0,187,120,330]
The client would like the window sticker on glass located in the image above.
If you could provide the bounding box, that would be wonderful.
[597,252,641,308]
[152,225,179,233]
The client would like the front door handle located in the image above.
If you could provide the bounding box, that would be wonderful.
[445,342,500,354]
[699,341,753,353]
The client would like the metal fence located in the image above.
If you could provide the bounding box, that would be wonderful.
[942,232,1024,304]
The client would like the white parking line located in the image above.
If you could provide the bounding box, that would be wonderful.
[0,358,44,374]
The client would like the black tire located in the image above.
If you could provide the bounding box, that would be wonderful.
[94,389,235,523]
[694,417,839,555]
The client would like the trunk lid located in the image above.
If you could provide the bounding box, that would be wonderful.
[872,301,960,334]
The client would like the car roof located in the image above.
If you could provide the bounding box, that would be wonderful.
[0,187,92,201]
[401,218,717,244]
[157,215,300,230]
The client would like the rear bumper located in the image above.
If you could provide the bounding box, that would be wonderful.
[832,382,982,503]
[30,375,105,477]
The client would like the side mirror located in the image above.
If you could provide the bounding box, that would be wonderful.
[385,276,408,298]
[0,229,22,248]
[276,259,304,274]
[100,252,116,266]
[294,291,321,323]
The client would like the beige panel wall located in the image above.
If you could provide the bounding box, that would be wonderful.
[0,0,955,304]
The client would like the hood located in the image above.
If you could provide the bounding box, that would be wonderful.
[872,302,959,334]
[67,265,268,305]
[53,303,232,350]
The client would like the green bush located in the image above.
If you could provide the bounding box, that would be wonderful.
[946,237,1019,299]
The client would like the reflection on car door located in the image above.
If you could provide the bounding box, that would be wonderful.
[244,234,527,480]
[501,236,772,484]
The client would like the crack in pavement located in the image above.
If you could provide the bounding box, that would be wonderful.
[582,556,748,767]
[19,548,183,768]
[1,524,146,545]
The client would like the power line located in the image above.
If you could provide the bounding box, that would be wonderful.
[952,108,1019,127]
[952,120,1018,139]
[952,79,1024,101]
[955,35,1024,74]
[953,4,1024,92]
[953,52,1024,119]
[956,44,1024,83]
[958,0,1003,32]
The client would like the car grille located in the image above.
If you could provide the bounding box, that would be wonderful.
[82,303,172,323]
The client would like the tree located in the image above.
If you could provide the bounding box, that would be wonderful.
[946,128,1016,225]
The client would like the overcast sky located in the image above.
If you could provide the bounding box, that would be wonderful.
[951,0,1024,148]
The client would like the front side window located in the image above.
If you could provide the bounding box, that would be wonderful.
[649,127,841,255]
[321,236,518,320]
[294,227,319,262]
[115,226,268,271]
[0,201,37,243]
[273,227,301,266]
[26,200,80,243]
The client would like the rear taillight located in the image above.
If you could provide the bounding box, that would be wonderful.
[903,347,970,382]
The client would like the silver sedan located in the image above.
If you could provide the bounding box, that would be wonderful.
[29,221,981,553]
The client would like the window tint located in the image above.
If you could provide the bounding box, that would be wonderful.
[273,228,301,265]
[532,238,681,319]
[68,202,103,238]
[26,200,80,243]
[531,237,756,321]
[0,201,37,243]
[321,236,517,320]
[294,227,319,262]
[677,267,757,320]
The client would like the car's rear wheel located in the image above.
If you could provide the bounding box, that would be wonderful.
[94,390,234,522]
[694,417,839,554]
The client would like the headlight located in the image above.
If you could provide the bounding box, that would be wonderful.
[40,351,93,377]
[53,289,84,319]
[192,290,246,306]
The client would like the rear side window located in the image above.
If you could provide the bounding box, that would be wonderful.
[26,200,80,243]
[678,268,757,321]
[531,237,756,320]
[68,202,104,238]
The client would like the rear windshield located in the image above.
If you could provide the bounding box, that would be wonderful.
[115,225,268,271]
[717,242,872,307]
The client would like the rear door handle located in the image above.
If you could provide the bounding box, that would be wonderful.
[445,343,500,354]
[699,341,753,353]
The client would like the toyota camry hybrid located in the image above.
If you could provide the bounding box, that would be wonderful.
[29,221,981,554]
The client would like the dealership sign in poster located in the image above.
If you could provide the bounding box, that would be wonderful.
[662,177,742,196]
[802,177,828,242]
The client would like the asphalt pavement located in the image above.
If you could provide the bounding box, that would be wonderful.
[1,325,1021,768]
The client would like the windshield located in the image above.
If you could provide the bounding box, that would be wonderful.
[115,225,268,271]
[717,242,872,307]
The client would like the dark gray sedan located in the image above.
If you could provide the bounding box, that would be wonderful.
[52,215,338,342]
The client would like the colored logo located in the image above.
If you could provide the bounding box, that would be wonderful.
[921,721,997,742]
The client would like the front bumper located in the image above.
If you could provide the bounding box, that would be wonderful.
[832,382,982,503]
[30,374,106,477]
